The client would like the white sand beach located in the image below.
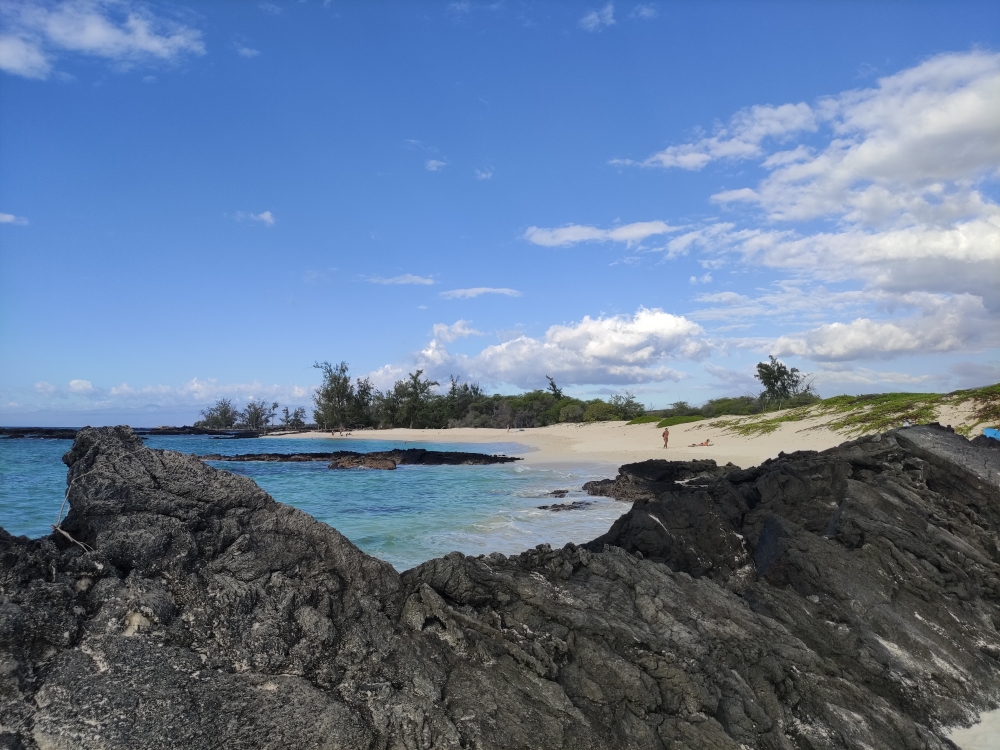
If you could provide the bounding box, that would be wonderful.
[271,401,987,470]
[272,416,849,468]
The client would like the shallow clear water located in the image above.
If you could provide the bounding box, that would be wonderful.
[0,435,625,570]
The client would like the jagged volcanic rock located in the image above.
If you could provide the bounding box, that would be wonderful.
[1,425,998,749]
[329,454,399,470]
[197,448,520,467]
[582,458,737,502]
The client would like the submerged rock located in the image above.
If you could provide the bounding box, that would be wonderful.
[1,424,998,749]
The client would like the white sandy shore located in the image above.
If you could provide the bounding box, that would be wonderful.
[272,416,845,469]
[270,401,985,471]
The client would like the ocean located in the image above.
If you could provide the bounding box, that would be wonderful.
[0,434,627,570]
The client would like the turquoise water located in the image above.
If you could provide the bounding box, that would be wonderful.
[0,435,625,570]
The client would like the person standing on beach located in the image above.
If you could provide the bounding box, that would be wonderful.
[662,427,669,449]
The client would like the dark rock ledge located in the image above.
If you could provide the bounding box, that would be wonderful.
[198,448,521,469]
[1,424,999,749]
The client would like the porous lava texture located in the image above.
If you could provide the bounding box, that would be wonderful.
[1,425,998,749]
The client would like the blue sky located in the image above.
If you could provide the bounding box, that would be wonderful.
[1,0,999,426]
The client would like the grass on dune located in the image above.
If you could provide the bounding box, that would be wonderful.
[706,383,1000,438]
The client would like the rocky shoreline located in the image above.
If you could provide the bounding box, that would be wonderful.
[1,424,998,749]
[199,448,521,469]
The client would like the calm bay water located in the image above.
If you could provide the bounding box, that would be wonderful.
[0,434,625,570]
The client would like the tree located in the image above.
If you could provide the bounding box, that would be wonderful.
[399,370,439,428]
[546,376,563,400]
[609,392,645,421]
[313,361,354,429]
[279,406,307,429]
[755,355,811,411]
[196,398,239,429]
[350,376,377,427]
[240,398,278,430]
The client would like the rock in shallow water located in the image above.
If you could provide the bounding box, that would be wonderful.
[1,424,998,749]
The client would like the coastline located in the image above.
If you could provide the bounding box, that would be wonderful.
[269,416,850,469]
[268,401,986,470]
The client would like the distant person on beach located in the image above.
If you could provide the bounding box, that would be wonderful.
[689,439,713,447]
[662,427,669,449]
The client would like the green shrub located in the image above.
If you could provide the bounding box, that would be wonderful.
[583,400,619,422]
[626,415,662,425]
[656,415,705,428]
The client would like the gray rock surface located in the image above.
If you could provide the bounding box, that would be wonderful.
[1,424,998,749]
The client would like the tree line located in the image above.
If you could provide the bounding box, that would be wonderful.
[195,397,307,430]
[310,362,645,430]
[194,355,815,432]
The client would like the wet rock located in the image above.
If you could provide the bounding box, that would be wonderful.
[1,424,997,749]
[537,500,593,511]
[199,449,521,467]
[329,455,398,470]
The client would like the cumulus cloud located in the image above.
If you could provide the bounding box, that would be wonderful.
[0,212,28,225]
[234,43,259,58]
[370,274,435,285]
[34,381,56,395]
[610,51,1000,368]
[0,0,205,79]
[580,3,614,31]
[475,167,493,180]
[432,320,482,342]
[417,307,705,388]
[440,287,521,299]
[524,220,679,247]
[772,294,997,361]
[425,159,447,171]
[68,379,94,393]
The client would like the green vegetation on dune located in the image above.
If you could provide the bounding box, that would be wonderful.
[657,415,706,428]
[706,384,1000,438]
[625,415,662,425]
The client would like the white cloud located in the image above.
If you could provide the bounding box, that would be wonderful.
[440,287,521,299]
[0,33,50,78]
[421,307,704,387]
[475,167,493,180]
[730,52,1000,225]
[580,3,615,31]
[68,379,94,393]
[258,2,281,14]
[235,210,275,226]
[630,5,657,20]
[0,212,28,225]
[432,320,482,342]
[235,43,259,58]
[425,159,447,171]
[0,0,205,80]
[811,365,933,388]
[615,102,816,170]
[8,376,320,414]
[524,220,679,247]
[772,294,997,361]
[616,50,1000,370]
[370,274,435,285]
